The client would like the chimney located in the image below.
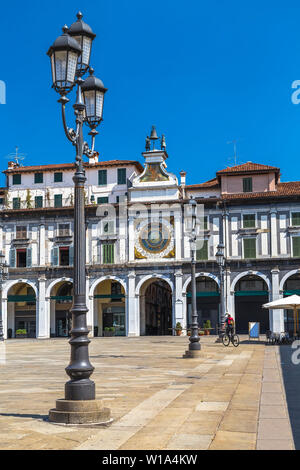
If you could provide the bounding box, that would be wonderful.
[89,152,99,165]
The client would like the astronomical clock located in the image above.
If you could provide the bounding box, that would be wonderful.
[134,218,175,260]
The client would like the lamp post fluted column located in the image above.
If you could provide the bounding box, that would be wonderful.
[47,12,111,425]
[64,83,95,401]
[215,243,225,343]
[183,198,201,358]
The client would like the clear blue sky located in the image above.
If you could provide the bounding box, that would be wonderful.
[1,0,300,187]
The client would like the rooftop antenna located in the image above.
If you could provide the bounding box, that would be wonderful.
[5,146,26,166]
[227,139,238,166]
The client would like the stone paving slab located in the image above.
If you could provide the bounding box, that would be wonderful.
[0,336,296,450]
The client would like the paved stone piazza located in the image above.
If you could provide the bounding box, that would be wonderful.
[0,336,296,450]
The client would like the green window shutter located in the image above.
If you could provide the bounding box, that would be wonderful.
[292,213,300,227]
[69,246,74,265]
[293,237,300,257]
[243,178,252,193]
[243,238,256,259]
[54,172,63,183]
[243,214,255,228]
[13,174,21,185]
[54,194,62,207]
[26,247,32,267]
[13,198,20,209]
[204,216,208,230]
[117,168,126,185]
[97,197,109,204]
[9,249,16,267]
[98,170,107,186]
[51,247,59,266]
[103,243,114,264]
[196,240,208,260]
[35,196,43,208]
[34,173,43,184]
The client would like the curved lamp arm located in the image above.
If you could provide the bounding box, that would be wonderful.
[58,96,77,144]
[83,129,99,158]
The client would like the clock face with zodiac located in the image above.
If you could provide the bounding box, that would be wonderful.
[135,219,175,259]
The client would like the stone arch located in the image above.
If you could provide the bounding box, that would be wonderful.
[89,275,127,297]
[232,271,270,334]
[182,272,220,295]
[279,269,300,292]
[231,271,271,293]
[3,279,38,299]
[5,280,38,339]
[137,275,174,336]
[47,278,73,338]
[135,274,174,297]
[46,277,73,299]
[90,276,127,338]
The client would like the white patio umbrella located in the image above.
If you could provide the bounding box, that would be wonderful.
[263,294,300,336]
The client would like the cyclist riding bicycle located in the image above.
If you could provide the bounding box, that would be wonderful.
[224,314,234,337]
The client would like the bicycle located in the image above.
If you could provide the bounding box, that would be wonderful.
[222,329,239,347]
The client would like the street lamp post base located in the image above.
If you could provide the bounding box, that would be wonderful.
[215,336,223,343]
[49,399,111,425]
[183,349,202,358]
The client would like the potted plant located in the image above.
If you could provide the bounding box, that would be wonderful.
[204,320,212,335]
[175,322,183,336]
[103,327,115,337]
[16,329,27,338]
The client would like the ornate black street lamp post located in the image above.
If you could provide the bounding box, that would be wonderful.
[47,12,110,425]
[215,243,225,342]
[183,198,201,358]
[0,253,9,341]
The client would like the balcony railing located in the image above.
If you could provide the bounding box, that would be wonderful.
[0,197,99,211]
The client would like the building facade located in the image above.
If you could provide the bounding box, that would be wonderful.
[1,144,300,339]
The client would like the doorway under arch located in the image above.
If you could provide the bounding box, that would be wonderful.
[283,273,300,335]
[234,275,269,334]
[50,281,73,337]
[140,278,172,336]
[7,283,36,338]
[186,276,220,333]
[93,279,126,337]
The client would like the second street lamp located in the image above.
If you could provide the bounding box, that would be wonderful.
[215,243,225,342]
[47,12,111,425]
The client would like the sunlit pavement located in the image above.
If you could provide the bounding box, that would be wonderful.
[0,335,295,450]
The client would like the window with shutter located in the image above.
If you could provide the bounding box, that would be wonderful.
[16,226,27,239]
[292,213,300,227]
[35,196,43,208]
[243,178,252,193]
[13,198,21,209]
[52,247,59,266]
[54,195,62,207]
[54,172,63,183]
[293,237,300,257]
[97,197,109,204]
[98,170,107,186]
[243,238,256,259]
[9,249,16,267]
[243,214,255,228]
[34,173,43,184]
[12,174,21,185]
[196,240,208,260]
[26,247,32,267]
[103,243,114,264]
[117,168,126,185]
